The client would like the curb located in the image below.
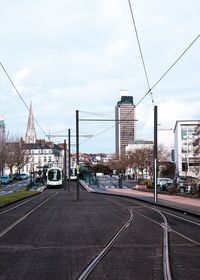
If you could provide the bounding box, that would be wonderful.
[80,181,200,219]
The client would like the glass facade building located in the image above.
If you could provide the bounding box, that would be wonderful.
[174,120,200,177]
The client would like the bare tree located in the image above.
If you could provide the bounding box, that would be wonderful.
[108,155,129,175]
[127,147,153,179]
[126,144,169,180]
[0,132,6,175]
[5,135,31,175]
[158,144,170,162]
[14,142,30,173]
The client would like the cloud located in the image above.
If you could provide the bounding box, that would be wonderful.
[0,0,199,153]
[6,68,31,97]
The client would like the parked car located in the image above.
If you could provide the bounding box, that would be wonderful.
[19,173,29,180]
[157,177,173,191]
[0,175,11,185]
[13,173,29,180]
[174,176,199,193]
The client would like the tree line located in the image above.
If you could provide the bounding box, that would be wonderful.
[0,134,29,176]
[84,144,173,179]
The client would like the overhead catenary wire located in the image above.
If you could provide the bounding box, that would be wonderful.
[79,33,200,146]
[79,111,112,118]
[81,0,155,147]
[136,33,200,107]
[128,0,154,105]
[0,62,47,138]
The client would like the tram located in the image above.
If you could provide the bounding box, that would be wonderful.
[46,167,63,188]
[69,167,77,181]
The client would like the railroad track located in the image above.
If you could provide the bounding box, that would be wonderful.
[0,190,59,239]
[0,186,199,279]
[77,193,200,280]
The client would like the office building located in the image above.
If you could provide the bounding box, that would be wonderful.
[115,93,135,156]
[174,120,200,177]
[0,119,5,141]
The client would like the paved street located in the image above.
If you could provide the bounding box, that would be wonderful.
[0,182,199,280]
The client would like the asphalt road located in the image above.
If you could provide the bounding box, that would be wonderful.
[0,182,199,280]
[0,178,30,195]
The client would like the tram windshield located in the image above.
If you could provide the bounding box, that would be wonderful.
[48,169,61,181]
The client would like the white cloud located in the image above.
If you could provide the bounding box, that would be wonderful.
[0,0,199,153]
[14,68,31,84]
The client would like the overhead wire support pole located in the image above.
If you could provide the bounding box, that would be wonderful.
[76,110,80,200]
[153,106,158,203]
[64,140,67,182]
[68,129,71,183]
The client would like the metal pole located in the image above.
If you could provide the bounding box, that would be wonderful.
[64,139,67,182]
[154,105,158,202]
[76,110,80,200]
[68,129,71,182]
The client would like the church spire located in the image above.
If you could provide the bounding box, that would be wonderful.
[25,103,37,143]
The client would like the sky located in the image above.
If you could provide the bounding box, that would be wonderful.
[0,0,199,153]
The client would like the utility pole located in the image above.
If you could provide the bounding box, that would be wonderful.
[153,105,158,203]
[68,129,71,182]
[76,110,80,200]
[64,139,67,182]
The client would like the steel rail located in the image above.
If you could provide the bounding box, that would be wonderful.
[0,192,58,239]
[125,199,200,244]
[0,195,40,215]
[169,228,200,247]
[157,211,172,280]
[133,209,172,280]
[160,210,200,227]
[81,183,200,278]
[77,208,133,280]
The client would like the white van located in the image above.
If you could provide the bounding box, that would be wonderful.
[157,178,173,190]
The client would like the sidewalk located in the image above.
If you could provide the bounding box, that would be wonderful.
[81,181,200,217]
[107,188,200,216]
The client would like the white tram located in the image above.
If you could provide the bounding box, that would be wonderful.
[46,167,63,188]
[69,167,77,181]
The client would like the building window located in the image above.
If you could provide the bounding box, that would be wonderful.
[38,156,41,164]
[188,144,193,152]
[182,162,188,172]
[181,147,187,153]
[181,128,187,140]
[188,128,194,138]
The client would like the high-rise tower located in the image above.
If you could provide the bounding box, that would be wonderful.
[25,103,37,143]
[0,118,5,141]
[115,92,135,156]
